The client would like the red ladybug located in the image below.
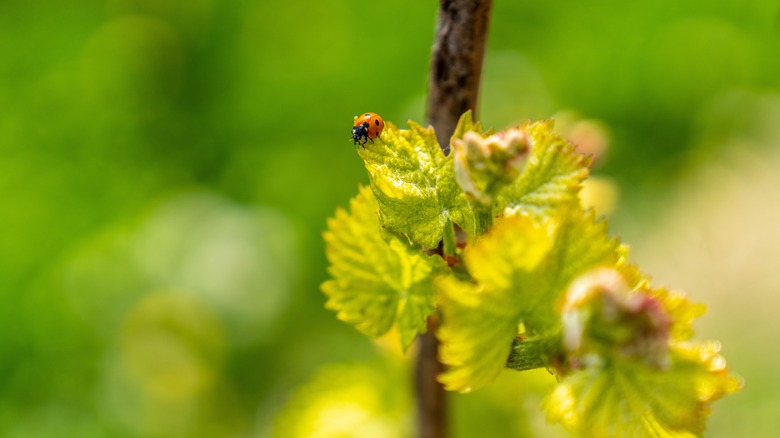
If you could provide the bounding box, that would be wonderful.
[352,112,385,146]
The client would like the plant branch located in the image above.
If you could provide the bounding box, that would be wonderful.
[415,318,446,438]
[417,1,493,438]
[427,0,494,155]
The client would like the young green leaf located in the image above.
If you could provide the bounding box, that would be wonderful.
[358,121,475,249]
[437,215,553,392]
[322,186,448,350]
[544,343,742,437]
[498,120,590,219]
[646,286,707,342]
[437,205,622,392]
[452,111,530,207]
[549,268,742,437]
[449,110,486,146]
[520,205,623,330]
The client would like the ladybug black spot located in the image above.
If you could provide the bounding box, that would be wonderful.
[374,119,380,126]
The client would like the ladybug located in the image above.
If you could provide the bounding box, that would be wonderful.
[352,112,384,146]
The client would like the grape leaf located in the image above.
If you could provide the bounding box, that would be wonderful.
[437,215,553,392]
[544,342,742,437]
[438,205,622,392]
[358,121,475,249]
[322,186,448,350]
[498,120,590,219]
[519,206,623,330]
[548,267,741,437]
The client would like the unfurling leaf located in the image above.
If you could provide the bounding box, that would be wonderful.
[546,268,742,437]
[437,205,623,392]
[498,119,590,219]
[358,121,475,249]
[451,111,529,206]
[437,214,553,392]
[518,205,623,330]
[322,186,447,350]
[544,341,741,438]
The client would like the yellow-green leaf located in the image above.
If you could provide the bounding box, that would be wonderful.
[322,186,447,350]
[544,343,742,437]
[437,215,553,392]
[438,206,622,392]
[521,205,623,329]
[449,110,486,146]
[550,268,742,437]
[498,120,590,219]
[358,121,475,249]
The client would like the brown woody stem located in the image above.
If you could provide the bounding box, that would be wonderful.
[426,0,493,155]
[417,1,493,438]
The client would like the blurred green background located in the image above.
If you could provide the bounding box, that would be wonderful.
[1,0,779,436]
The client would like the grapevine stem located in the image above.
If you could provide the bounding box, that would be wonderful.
[417,1,493,438]
[427,0,493,156]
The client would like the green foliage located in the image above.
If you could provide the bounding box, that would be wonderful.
[436,205,623,392]
[547,268,742,437]
[357,122,475,248]
[496,119,590,219]
[522,206,623,327]
[322,186,448,350]
[437,215,553,392]
[545,342,742,438]
[322,113,740,436]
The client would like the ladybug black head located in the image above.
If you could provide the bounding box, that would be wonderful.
[352,122,369,145]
